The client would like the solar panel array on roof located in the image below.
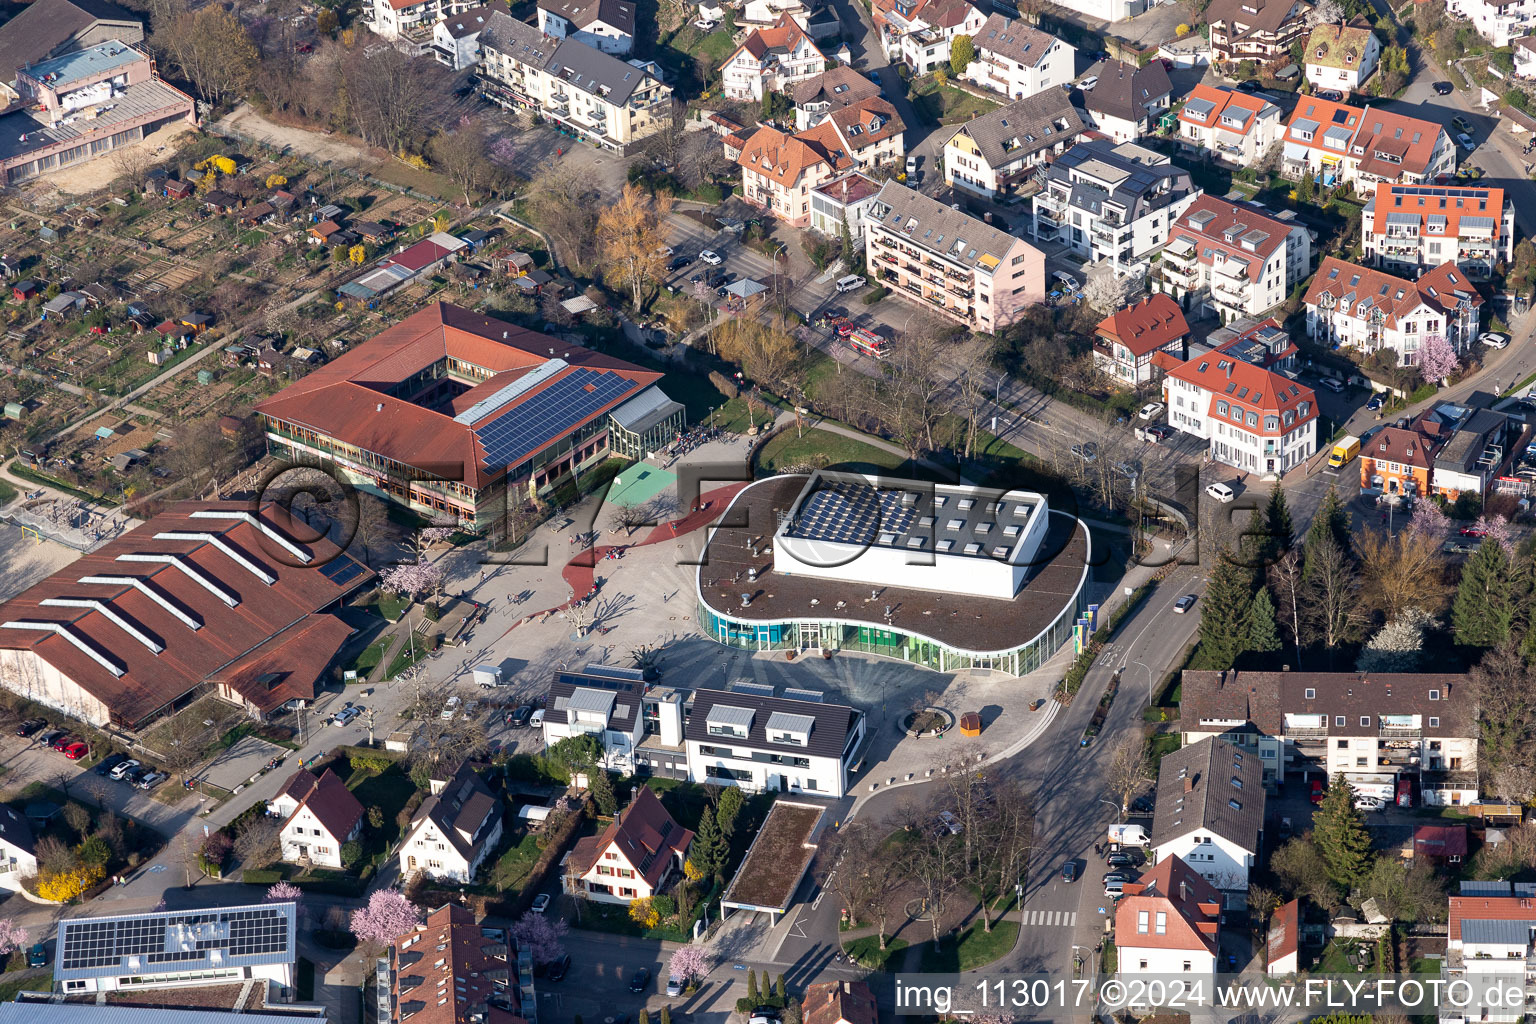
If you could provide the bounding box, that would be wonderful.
[782,687,824,702]
[581,663,647,682]
[1459,880,1512,895]
[790,481,918,546]
[319,555,366,586]
[555,670,636,692]
[730,680,776,697]
[474,368,634,469]
[1461,919,1536,944]
[57,904,294,978]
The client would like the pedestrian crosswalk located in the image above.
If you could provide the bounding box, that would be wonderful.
[1022,909,1077,927]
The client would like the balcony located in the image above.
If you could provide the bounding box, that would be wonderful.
[1035,191,1067,215]
[1286,727,1329,739]
[1379,725,1422,738]
[1091,221,1123,244]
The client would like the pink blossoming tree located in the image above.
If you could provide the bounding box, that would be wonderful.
[1418,333,1459,386]
[350,890,421,950]
[511,913,568,965]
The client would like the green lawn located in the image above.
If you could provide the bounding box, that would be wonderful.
[0,477,17,505]
[910,82,1000,125]
[712,393,787,434]
[916,918,1019,972]
[0,970,50,1002]
[843,935,909,970]
[346,637,391,678]
[486,831,541,893]
[756,428,907,474]
[1148,732,1180,765]
[347,763,417,858]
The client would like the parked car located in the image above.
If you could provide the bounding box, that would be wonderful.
[1366,392,1385,411]
[545,953,572,981]
[1457,133,1476,152]
[1174,594,1197,613]
[530,708,546,728]
[1318,377,1345,393]
[110,758,141,780]
[933,810,962,837]
[1070,442,1098,462]
[15,719,43,737]
[1061,860,1078,882]
[1278,817,1293,840]
[1434,81,1454,94]
[668,255,691,272]
[1235,79,1261,92]
[1354,794,1385,811]
[531,893,551,914]
[1310,778,1325,805]
[27,944,46,968]
[629,968,651,993]
[36,728,64,746]
[1138,402,1164,421]
[440,696,461,721]
[1079,75,1098,90]
[509,705,533,728]
[96,756,129,777]
[1130,795,1154,814]
[1481,332,1511,349]
[63,742,89,760]
[330,706,362,727]
[124,765,151,786]
[1102,871,1136,885]
[667,976,683,997]
[1106,852,1136,869]
[1452,115,1473,133]
[137,770,167,790]
[699,250,723,266]
[1460,525,1489,538]
[51,735,78,752]
[1205,482,1235,503]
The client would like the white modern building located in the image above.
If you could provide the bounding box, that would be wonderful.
[1282,97,1455,195]
[871,0,987,74]
[1442,882,1536,1023]
[397,763,505,884]
[685,688,867,797]
[961,14,1074,99]
[54,903,297,995]
[430,5,499,68]
[1156,194,1312,323]
[1362,183,1514,280]
[0,805,35,892]
[1033,139,1199,276]
[1150,738,1264,897]
[537,0,635,53]
[809,172,882,244]
[539,664,650,772]
[1447,0,1536,47]
[1304,256,1484,362]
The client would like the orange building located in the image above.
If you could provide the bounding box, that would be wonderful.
[1359,424,1440,498]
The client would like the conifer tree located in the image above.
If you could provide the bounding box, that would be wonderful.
[1453,538,1527,648]
[1312,774,1373,888]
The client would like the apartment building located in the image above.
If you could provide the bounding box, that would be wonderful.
[369,0,475,44]
[1303,256,1484,362]
[431,4,503,68]
[1115,857,1223,978]
[1206,0,1312,62]
[476,12,672,153]
[1150,738,1264,895]
[720,15,826,100]
[943,89,1085,199]
[0,39,196,185]
[1083,59,1171,142]
[1093,293,1190,388]
[1033,139,1199,275]
[870,0,986,74]
[793,66,880,129]
[1442,882,1536,1024]
[866,180,1045,332]
[961,14,1074,100]
[1303,20,1381,92]
[685,688,867,797]
[737,123,851,227]
[1516,34,1536,77]
[1156,195,1311,323]
[1362,184,1513,280]
[1179,670,1479,805]
[1162,329,1318,474]
[388,904,525,1024]
[810,172,882,244]
[1281,98,1455,195]
[1176,83,1283,168]
[1447,0,1536,47]
[537,0,634,53]
[1424,403,1524,501]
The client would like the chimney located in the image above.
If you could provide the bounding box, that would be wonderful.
[1183,776,1195,793]
[827,991,835,1004]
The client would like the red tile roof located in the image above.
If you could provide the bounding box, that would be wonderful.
[1096,294,1189,358]
[802,981,877,1024]
[1449,895,1536,943]
[1115,855,1222,954]
[1267,898,1299,965]
[721,14,822,69]
[570,786,692,890]
[737,124,850,188]
[1164,349,1317,437]
[392,905,524,1024]
[1370,184,1507,241]
[1414,823,1468,860]
[1304,256,1483,330]
[0,501,371,729]
[1167,194,1296,284]
[384,237,462,274]
[1283,98,1446,179]
[826,97,904,153]
[253,303,662,491]
[1361,424,1438,471]
[275,768,365,842]
[1178,83,1270,137]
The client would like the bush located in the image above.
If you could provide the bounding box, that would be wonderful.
[861,285,888,305]
[341,841,363,869]
[242,868,283,884]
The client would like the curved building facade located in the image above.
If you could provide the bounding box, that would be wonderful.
[695,472,1092,675]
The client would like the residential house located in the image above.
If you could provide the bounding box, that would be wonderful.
[1516,34,1536,77]
[1303,20,1381,92]
[1176,83,1283,167]
[870,0,987,74]
[476,13,673,153]
[865,180,1046,333]
[388,904,524,1024]
[793,66,880,130]
[1082,59,1171,142]
[822,98,905,167]
[266,768,365,869]
[1359,423,1441,498]
[1093,294,1190,388]
[1156,195,1312,323]
[432,4,505,69]
[1412,823,1468,864]
[810,172,883,244]
[539,665,650,771]
[1178,669,1480,805]
[1447,0,1536,47]
[369,0,469,45]
[1206,0,1312,63]
[1303,257,1483,361]
[738,0,814,30]
[1150,737,1264,897]
[961,14,1075,100]
[684,687,868,797]
[1033,139,1199,276]
[1441,882,1536,1024]
[0,0,143,107]
[398,762,505,883]
[1,40,197,186]
[564,786,693,903]
[1425,402,1524,501]
[537,0,635,54]
[943,87,1085,200]
[0,805,35,892]
[1115,856,1223,979]
[737,123,851,227]
[1161,330,1318,474]
[1281,97,1455,194]
[1362,183,1513,279]
[802,982,878,1024]
[720,15,826,101]
[308,220,345,246]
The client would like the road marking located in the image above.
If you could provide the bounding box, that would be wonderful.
[1023,910,1077,927]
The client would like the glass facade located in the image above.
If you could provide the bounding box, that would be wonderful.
[696,575,1088,677]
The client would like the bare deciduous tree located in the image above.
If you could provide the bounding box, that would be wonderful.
[1106,734,1154,815]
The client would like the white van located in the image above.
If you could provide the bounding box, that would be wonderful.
[835,275,866,293]
[1106,823,1148,846]
[1205,482,1236,504]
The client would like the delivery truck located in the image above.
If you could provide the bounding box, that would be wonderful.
[1328,434,1361,470]
[1107,823,1148,846]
